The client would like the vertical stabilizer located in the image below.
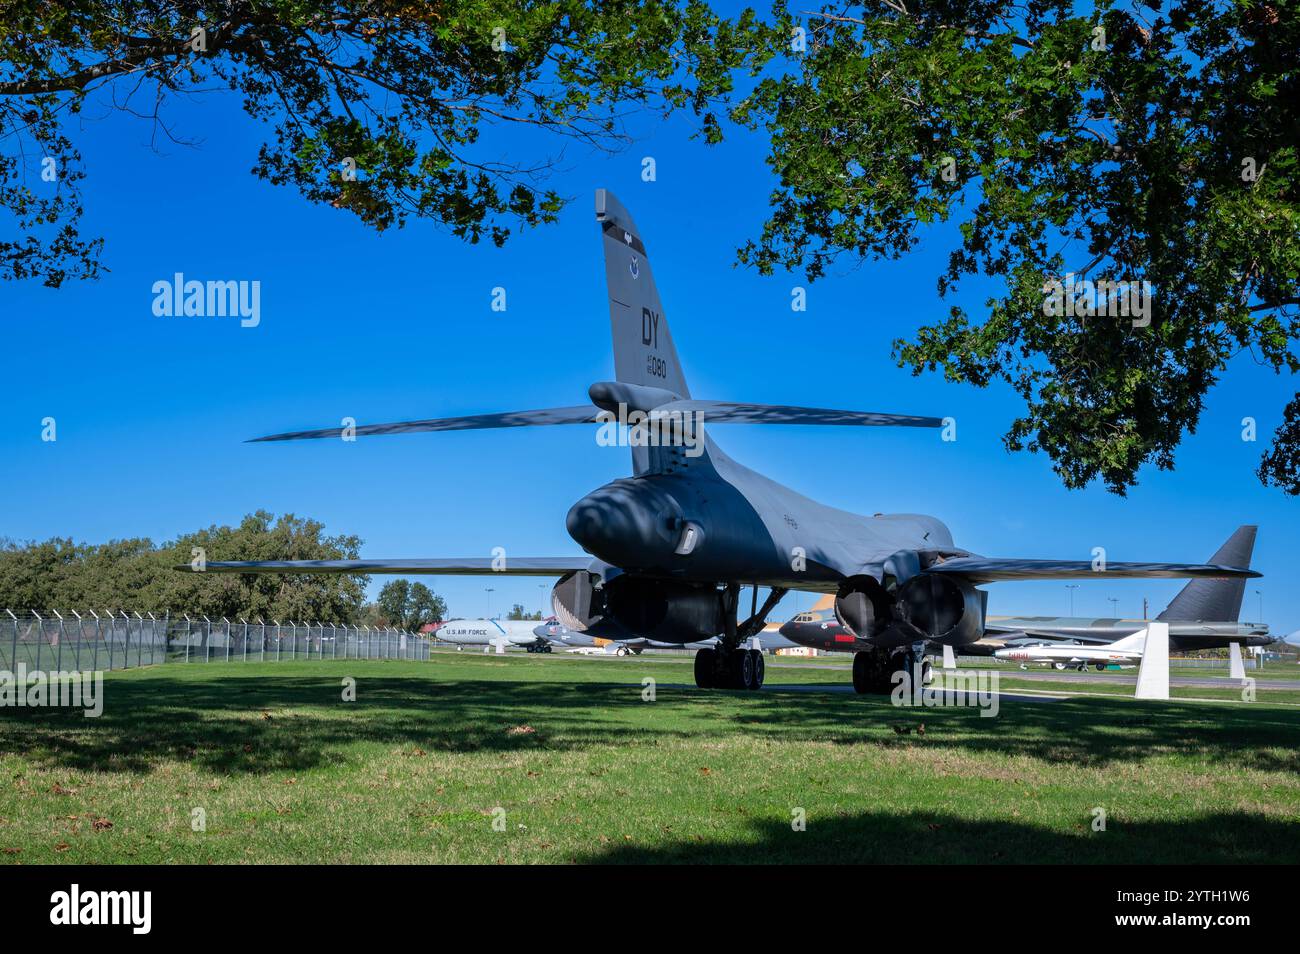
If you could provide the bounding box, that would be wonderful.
[1157,526,1257,622]
[595,189,691,400]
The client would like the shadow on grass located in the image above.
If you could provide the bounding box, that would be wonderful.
[579,809,1300,864]
[2,664,1298,780]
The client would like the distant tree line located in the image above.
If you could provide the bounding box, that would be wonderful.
[0,510,445,626]
[372,579,447,632]
[507,603,544,621]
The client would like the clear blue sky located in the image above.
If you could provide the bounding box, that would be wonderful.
[0,84,1294,636]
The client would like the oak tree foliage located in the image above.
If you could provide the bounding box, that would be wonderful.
[0,0,764,283]
[731,0,1299,494]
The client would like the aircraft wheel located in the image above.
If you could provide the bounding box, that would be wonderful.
[544,645,553,654]
[852,651,875,694]
[1053,662,1067,671]
[749,649,765,690]
[694,648,716,689]
[616,646,628,657]
[1094,662,1105,671]
[729,650,756,690]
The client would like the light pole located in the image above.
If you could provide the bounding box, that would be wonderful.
[1108,598,1119,617]
[485,587,495,618]
[538,583,547,618]
[1255,589,1263,623]
[1065,584,1079,616]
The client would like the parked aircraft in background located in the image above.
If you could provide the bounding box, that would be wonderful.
[994,630,1148,670]
[982,526,1268,653]
[434,618,555,653]
[534,615,800,656]
[186,189,1259,695]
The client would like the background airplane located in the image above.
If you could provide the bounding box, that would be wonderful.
[994,630,1148,671]
[434,618,555,653]
[534,618,801,656]
[186,189,1259,695]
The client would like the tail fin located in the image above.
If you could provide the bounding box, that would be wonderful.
[596,190,691,400]
[1109,629,1149,653]
[1157,526,1257,623]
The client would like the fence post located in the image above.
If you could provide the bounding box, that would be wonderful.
[259,618,266,663]
[4,609,17,672]
[31,610,43,671]
[184,615,191,663]
[105,610,117,671]
[147,613,157,666]
[222,617,231,663]
[51,609,65,673]
[331,623,337,660]
[108,611,118,670]
[89,610,100,672]
[71,610,84,671]
[274,621,281,661]
[241,619,249,662]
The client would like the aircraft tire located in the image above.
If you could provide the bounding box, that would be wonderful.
[851,650,868,694]
[694,648,716,689]
[1053,662,1067,671]
[1094,662,1105,671]
[749,650,765,690]
[727,650,756,690]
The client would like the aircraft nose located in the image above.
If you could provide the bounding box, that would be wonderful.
[566,480,683,567]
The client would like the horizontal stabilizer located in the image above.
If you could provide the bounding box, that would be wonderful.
[249,406,601,442]
[928,558,1259,584]
[652,401,944,428]
[177,557,594,576]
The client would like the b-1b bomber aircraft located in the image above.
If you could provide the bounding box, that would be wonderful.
[182,189,1260,694]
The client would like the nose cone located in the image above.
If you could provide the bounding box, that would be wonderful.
[566,479,684,568]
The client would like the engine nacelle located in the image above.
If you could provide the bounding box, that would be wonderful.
[834,575,891,640]
[603,576,723,643]
[551,571,608,633]
[894,573,984,645]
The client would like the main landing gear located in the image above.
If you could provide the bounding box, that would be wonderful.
[851,646,933,694]
[525,643,553,654]
[693,583,786,691]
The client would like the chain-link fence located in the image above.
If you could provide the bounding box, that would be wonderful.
[0,611,431,673]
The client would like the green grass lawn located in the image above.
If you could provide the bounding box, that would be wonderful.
[2,654,1299,864]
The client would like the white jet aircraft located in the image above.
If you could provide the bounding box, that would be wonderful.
[994,630,1148,671]
[434,619,556,653]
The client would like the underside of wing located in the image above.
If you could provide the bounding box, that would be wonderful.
[983,624,1113,644]
[248,406,602,442]
[927,558,1260,584]
[654,400,944,428]
[179,557,596,576]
